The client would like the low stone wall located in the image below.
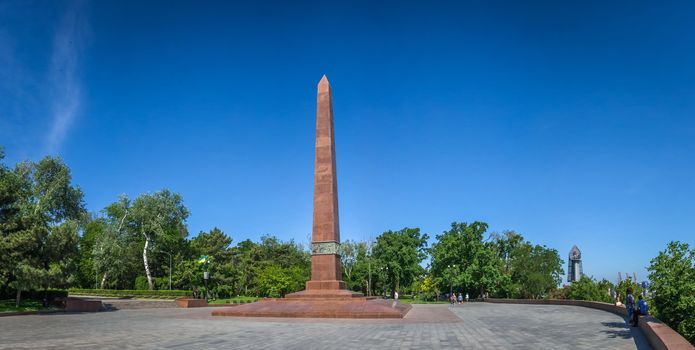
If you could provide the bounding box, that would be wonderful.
[486,299,693,350]
[175,298,208,308]
[62,298,103,312]
[102,299,179,310]
[638,315,694,350]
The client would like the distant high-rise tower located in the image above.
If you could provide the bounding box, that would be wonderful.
[568,245,583,282]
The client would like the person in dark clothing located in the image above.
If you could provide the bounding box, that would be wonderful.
[625,287,635,326]
[625,287,635,324]
[633,295,649,327]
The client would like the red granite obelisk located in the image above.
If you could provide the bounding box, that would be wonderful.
[212,76,410,317]
[305,75,348,293]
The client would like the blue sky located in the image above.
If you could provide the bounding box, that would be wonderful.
[1,0,694,283]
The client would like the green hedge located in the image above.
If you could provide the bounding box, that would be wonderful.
[1,289,69,300]
[25,289,69,300]
[69,289,191,299]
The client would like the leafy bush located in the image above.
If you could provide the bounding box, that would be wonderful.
[0,299,45,312]
[565,276,613,303]
[133,276,172,291]
[615,278,642,304]
[548,285,569,299]
[155,277,170,290]
[648,241,695,344]
[214,284,234,299]
[22,289,69,300]
[254,265,302,297]
[416,276,439,301]
[134,276,149,290]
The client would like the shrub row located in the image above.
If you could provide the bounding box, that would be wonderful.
[0,289,69,300]
[69,289,191,299]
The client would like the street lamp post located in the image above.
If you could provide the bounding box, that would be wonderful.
[367,258,372,297]
[198,255,210,302]
[367,239,373,297]
[380,266,389,297]
[168,253,172,290]
[447,264,457,295]
[203,271,209,302]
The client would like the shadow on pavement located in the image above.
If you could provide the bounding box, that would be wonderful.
[600,320,652,350]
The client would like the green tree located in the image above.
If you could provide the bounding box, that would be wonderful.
[0,148,23,289]
[231,239,258,295]
[648,241,695,344]
[566,276,613,303]
[342,240,372,294]
[490,230,524,274]
[189,228,238,297]
[130,190,189,290]
[219,235,310,296]
[92,216,140,289]
[431,222,499,298]
[255,265,289,298]
[250,235,310,295]
[91,195,143,289]
[339,240,367,290]
[191,227,233,260]
[372,227,429,297]
[75,217,105,288]
[417,275,439,301]
[489,231,564,299]
[0,155,85,306]
[615,278,642,305]
[172,259,203,291]
[509,243,564,299]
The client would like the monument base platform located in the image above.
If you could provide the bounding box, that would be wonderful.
[284,288,368,300]
[211,296,412,318]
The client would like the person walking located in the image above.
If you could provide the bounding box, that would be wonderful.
[625,287,635,325]
[457,293,463,304]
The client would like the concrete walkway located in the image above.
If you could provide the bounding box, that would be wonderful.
[0,303,650,349]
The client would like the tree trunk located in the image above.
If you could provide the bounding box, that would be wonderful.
[143,235,154,290]
[100,273,108,289]
[15,289,21,308]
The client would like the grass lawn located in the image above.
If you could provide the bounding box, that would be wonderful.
[0,299,47,313]
[207,296,258,304]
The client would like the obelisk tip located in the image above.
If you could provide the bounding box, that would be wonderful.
[318,75,330,91]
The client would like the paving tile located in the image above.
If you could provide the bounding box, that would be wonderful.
[0,303,650,349]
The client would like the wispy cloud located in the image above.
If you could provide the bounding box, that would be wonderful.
[46,0,89,153]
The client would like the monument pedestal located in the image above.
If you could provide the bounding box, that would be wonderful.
[212,76,412,319]
[211,297,411,318]
[212,280,412,318]
[305,280,347,291]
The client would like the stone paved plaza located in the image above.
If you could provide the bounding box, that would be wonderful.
[0,303,650,349]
